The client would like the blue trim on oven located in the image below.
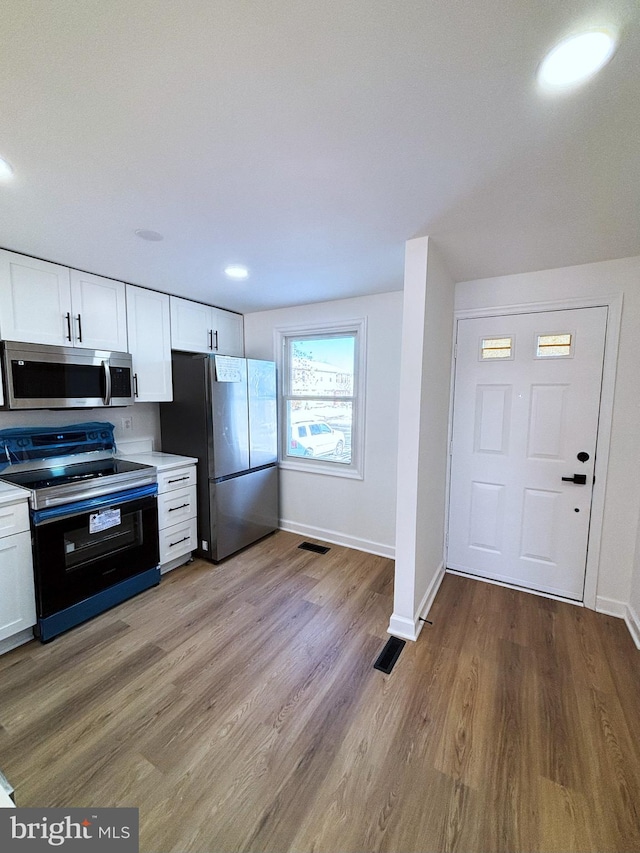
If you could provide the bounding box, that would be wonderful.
[31,482,158,525]
[36,566,161,642]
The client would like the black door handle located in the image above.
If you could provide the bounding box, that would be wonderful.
[562,474,587,485]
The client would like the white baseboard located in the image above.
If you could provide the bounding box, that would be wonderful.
[0,628,34,656]
[416,561,446,623]
[387,614,418,641]
[279,519,395,559]
[388,562,445,642]
[596,596,627,618]
[625,604,640,650]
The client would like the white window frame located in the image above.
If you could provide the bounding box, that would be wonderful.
[275,318,367,479]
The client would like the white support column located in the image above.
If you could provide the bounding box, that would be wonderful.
[389,237,454,640]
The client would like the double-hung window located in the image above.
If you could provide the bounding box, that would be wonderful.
[278,319,366,479]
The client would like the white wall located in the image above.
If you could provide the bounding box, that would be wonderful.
[243,291,403,556]
[0,403,161,450]
[456,255,640,613]
[390,238,455,640]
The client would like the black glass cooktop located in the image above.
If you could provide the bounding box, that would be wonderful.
[0,458,151,491]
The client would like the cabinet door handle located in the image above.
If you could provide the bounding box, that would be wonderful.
[208,329,213,350]
[168,503,189,512]
[169,536,190,548]
[65,312,72,342]
[167,475,189,484]
[213,330,219,351]
[76,314,83,343]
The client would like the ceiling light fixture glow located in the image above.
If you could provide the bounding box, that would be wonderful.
[538,29,617,92]
[0,156,14,181]
[224,265,249,280]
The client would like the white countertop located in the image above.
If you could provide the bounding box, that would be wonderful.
[0,480,30,507]
[117,451,198,472]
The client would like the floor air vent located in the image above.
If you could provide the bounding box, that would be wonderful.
[298,541,330,554]
[373,637,406,674]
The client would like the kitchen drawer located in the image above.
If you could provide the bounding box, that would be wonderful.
[159,517,198,564]
[0,501,29,538]
[158,485,196,529]
[158,465,196,494]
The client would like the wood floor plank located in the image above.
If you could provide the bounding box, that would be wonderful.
[0,533,639,852]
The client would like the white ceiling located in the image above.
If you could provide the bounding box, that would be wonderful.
[0,1,638,314]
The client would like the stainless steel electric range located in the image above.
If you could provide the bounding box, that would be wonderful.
[0,422,160,641]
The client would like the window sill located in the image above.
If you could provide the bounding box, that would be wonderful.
[279,458,364,480]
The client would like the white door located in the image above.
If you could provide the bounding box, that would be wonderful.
[447,306,607,601]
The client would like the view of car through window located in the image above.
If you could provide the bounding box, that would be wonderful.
[285,334,356,465]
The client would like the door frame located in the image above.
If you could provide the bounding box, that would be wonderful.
[445,294,623,610]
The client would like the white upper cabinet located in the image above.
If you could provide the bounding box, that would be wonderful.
[0,252,72,346]
[69,270,128,351]
[0,250,127,351]
[170,295,244,356]
[170,295,212,353]
[126,285,173,402]
[212,306,244,357]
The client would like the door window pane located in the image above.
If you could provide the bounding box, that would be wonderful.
[481,337,513,360]
[536,333,572,358]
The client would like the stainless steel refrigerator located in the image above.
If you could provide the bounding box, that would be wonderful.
[159,352,278,562]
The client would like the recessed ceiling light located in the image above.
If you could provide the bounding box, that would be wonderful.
[135,229,164,241]
[537,28,617,92]
[0,156,14,181]
[224,265,250,280]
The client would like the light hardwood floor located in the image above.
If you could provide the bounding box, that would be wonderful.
[1,530,639,852]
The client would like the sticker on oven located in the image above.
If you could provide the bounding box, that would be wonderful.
[89,508,121,534]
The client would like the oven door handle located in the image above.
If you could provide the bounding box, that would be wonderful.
[102,360,112,406]
[31,482,158,526]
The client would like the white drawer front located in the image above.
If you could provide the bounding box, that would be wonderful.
[158,485,196,529]
[159,517,197,564]
[158,465,197,494]
[0,501,29,537]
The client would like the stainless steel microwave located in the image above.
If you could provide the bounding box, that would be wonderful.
[1,341,135,409]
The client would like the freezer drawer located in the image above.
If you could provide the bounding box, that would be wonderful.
[209,466,278,561]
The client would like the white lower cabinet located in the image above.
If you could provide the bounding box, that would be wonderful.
[115,451,198,575]
[159,516,198,570]
[0,498,36,650]
[157,463,197,573]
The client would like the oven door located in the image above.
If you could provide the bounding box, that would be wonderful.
[31,485,159,618]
